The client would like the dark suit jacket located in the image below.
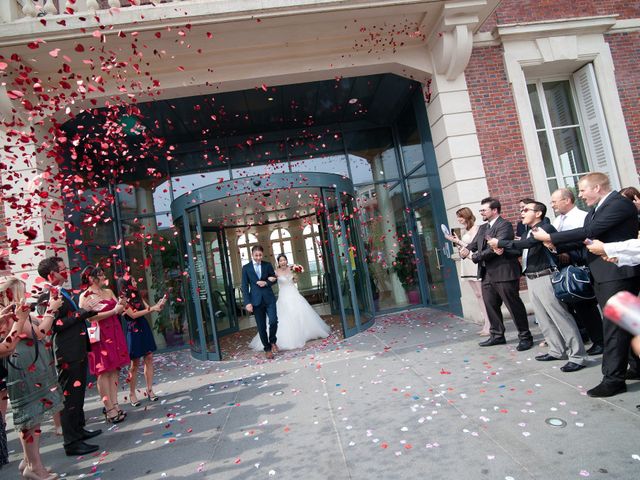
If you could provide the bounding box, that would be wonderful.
[38,290,96,366]
[469,216,522,282]
[498,221,558,272]
[550,191,640,282]
[241,261,277,307]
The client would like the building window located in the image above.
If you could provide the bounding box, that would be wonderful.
[270,228,293,262]
[527,63,618,196]
[237,232,259,265]
[303,223,322,287]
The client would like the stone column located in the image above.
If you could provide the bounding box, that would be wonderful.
[0,122,69,289]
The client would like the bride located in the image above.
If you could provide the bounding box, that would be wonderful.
[249,254,331,351]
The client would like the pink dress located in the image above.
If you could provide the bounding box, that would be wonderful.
[88,298,130,376]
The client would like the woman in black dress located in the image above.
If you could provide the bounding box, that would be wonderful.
[116,275,166,406]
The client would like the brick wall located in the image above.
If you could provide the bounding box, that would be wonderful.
[464,46,535,224]
[606,31,640,173]
[481,0,640,32]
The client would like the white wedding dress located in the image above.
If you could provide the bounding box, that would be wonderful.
[249,272,331,351]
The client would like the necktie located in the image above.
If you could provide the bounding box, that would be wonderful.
[254,263,261,279]
[522,229,533,273]
[557,214,566,231]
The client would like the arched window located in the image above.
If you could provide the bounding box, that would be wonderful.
[270,228,293,263]
[303,223,322,287]
[237,232,259,265]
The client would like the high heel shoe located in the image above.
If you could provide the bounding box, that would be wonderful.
[147,391,159,402]
[105,407,126,424]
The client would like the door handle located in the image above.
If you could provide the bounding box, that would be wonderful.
[435,248,443,270]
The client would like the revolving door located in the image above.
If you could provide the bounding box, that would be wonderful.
[171,173,374,361]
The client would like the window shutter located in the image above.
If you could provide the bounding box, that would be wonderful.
[572,63,620,189]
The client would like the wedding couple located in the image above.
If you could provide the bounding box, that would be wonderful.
[241,245,330,359]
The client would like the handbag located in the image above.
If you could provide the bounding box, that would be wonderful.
[545,249,595,304]
[87,322,101,344]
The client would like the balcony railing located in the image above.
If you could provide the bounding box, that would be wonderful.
[3,0,185,22]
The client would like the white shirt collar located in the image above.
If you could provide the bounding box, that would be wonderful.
[595,191,613,211]
[488,217,498,228]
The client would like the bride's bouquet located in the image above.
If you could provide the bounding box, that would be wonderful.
[291,264,304,273]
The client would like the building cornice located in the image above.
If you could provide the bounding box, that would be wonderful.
[494,15,618,41]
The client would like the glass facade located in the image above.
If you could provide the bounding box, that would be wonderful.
[61,73,461,360]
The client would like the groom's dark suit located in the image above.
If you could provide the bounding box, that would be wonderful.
[468,216,532,342]
[241,260,278,351]
[549,191,640,385]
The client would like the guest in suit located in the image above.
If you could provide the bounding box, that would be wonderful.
[533,173,640,397]
[241,245,278,359]
[550,188,604,355]
[460,197,533,351]
[489,201,587,371]
[37,257,113,456]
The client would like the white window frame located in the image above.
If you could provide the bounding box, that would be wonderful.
[498,17,637,208]
[527,76,591,193]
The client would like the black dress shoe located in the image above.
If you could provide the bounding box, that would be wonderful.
[560,362,586,372]
[625,369,640,380]
[82,428,102,440]
[65,441,100,456]
[586,344,604,355]
[516,340,534,351]
[479,337,506,347]
[586,382,627,398]
[535,353,562,362]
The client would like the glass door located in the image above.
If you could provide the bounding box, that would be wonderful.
[322,189,360,338]
[202,228,238,337]
[340,192,374,326]
[410,195,461,312]
[183,207,221,360]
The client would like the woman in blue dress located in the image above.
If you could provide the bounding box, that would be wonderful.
[116,275,166,406]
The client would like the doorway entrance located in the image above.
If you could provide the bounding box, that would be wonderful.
[171,172,374,361]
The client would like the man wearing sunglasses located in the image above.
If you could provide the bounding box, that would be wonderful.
[460,197,533,351]
[489,202,587,372]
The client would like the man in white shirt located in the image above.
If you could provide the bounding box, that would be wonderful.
[550,188,604,355]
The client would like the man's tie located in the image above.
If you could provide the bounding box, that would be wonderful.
[557,214,565,232]
[522,229,533,273]
[254,263,261,279]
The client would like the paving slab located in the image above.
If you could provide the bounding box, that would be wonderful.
[4,307,640,479]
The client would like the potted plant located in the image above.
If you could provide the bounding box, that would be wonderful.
[393,237,420,304]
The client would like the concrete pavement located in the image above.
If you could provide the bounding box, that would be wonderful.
[4,307,640,479]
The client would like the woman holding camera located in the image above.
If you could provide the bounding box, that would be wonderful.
[116,275,165,406]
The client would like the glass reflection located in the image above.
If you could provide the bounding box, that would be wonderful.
[345,128,399,185]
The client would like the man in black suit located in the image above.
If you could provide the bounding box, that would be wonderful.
[37,257,119,455]
[241,245,278,359]
[489,201,587,372]
[533,172,640,397]
[460,197,533,351]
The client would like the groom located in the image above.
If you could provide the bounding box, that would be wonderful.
[242,245,279,359]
